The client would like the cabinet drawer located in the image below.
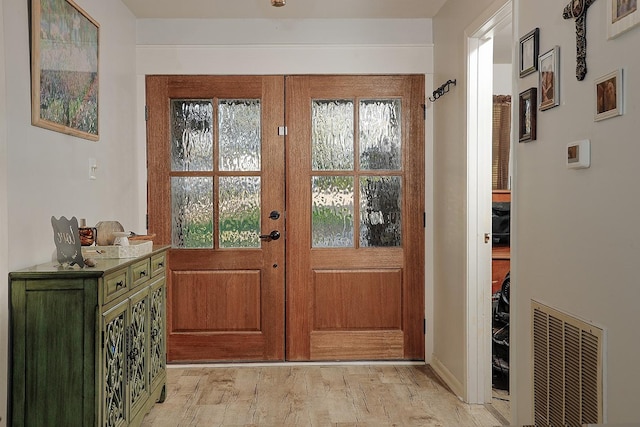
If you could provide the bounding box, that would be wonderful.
[151,252,166,277]
[104,269,129,303]
[132,258,151,288]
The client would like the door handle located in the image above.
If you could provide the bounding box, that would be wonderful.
[259,230,281,241]
[484,233,491,243]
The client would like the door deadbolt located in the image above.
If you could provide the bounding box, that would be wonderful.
[269,210,281,220]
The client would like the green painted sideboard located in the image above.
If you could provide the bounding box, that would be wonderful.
[8,246,169,427]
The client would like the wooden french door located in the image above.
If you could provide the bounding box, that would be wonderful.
[285,75,425,360]
[146,74,424,362]
[146,76,286,361]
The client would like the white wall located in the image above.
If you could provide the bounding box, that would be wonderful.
[4,0,139,270]
[1,0,9,424]
[431,0,500,398]
[0,0,137,422]
[515,0,640,423]
[135,19,433,75]
[494,63,513,94]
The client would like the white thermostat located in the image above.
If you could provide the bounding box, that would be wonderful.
[567,139,590,169]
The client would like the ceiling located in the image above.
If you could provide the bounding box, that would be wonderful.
[120,0,449,19]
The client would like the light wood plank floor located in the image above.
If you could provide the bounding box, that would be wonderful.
[142,364,507,426]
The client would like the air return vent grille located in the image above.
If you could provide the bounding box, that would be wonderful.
[532,301,604,426]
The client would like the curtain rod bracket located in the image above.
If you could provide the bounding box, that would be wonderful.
[428,79,457,102]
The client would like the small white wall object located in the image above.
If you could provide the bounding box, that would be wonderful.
[567,139,590,169]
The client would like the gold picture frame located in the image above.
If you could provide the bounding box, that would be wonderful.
[31,0,100,140]
[608,0,639,39]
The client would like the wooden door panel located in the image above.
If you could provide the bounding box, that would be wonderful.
[310,331,404,360]
[312,269,402,329]
[171,271,261,332]
[168,334,266,362]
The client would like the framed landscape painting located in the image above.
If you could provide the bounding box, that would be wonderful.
[31,0,100,141]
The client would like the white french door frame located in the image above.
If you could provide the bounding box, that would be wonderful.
[464,0,513,404]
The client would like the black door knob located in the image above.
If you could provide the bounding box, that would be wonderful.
[259,230,281,241]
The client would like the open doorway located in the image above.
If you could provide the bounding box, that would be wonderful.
[464,0,512,420]
[490,17,513,421]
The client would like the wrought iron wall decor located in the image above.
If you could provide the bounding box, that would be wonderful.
[562,0,597,81]
[428,79,457,102]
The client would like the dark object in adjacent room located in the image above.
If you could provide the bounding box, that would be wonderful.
[492,202,510,246]
[492,271,510,391]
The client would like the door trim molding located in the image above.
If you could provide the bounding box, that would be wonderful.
[464,0,512,405]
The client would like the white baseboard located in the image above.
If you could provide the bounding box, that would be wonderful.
[430,354,465,401]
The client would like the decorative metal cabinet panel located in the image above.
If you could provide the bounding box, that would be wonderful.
[9,246,169,427]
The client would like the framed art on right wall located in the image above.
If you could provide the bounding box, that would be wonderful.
[519,88,537,142]
[608,0,639,39]
[519,28,540,77]
[538,46,560,111]
[595,69,623,121]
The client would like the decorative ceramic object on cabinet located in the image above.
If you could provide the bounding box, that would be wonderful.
[9,246,169,427]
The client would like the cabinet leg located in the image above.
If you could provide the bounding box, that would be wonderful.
[158,384,166,403]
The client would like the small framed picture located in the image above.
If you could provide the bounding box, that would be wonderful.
[519,88,537,142]
[595,69,623,121]
[607,0,639,39]
[519,28,540,77]
[538,46,560,111]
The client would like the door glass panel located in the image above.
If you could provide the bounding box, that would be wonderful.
[219,99,261,172]
[170,100,213,172]
[312,176,354,247]
[219,176,261,248]
[360,176,402,247]
[171,177,214,248]
[312,100,354,171]
[359,99,401,170]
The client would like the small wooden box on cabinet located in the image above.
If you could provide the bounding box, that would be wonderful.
[8,246,169,427]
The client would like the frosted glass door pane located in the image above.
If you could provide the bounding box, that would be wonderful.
[360,176,402,247]
[219,100,261,172]
[171,100,213,171]
[171,177,213,248]
[359,100,401,170]
[312,100,354,171]
[219,177,261,248]
[312,176,354,247]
